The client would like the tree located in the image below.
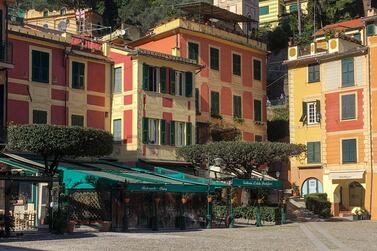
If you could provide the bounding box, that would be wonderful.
[177,141,306,178]
[7,124,113,176]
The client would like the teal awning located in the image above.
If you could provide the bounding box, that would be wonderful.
[232,178,283,189]
[0,158,39,174]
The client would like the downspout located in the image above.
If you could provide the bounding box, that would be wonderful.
[4,2,9,144]
[64,47,71,126]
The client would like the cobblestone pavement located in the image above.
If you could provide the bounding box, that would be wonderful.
[1,220,377,251]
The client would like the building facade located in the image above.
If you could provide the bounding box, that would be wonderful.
[107,46,200,163]
[7,24,112,131]
[287,16,377,219]
[128,17,268,144]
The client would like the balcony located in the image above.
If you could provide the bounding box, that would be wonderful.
[0,41,13,69]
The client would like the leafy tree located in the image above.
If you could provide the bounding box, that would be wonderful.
[177,141,306,178]
[7,124,113,176]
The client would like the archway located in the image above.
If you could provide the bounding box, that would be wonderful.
[349,182,364,207]
[301,178,323,197]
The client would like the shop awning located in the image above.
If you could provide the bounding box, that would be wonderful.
[0,157,39,174]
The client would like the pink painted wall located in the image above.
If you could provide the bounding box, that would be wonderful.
[87,62,105,93]
[87,110,105,129]
[109,51,133,91]
[87,95,105,107]
[162,97,173,108]
[220,87,232,116]
[51,89,68,101]
[243,132,254,141]
[243,91,253,120]
[52,48,66,86]
[8,39,29,80]
[51,105,67,125]
[8,82,28,96]
[200,83,209,113]
[124,95,132,105]
[7,100,29,124]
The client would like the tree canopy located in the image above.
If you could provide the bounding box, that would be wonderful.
[7,124,113,176]
[176,141,306,178]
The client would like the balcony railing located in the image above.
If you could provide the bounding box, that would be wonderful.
[0,41,13,65]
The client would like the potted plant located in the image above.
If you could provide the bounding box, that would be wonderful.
[292,183,300,197]
[352,207,363,220]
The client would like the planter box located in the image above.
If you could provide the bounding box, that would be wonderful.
[353,215,361,221]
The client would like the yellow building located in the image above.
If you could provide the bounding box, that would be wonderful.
[259,0,285,28]
[285,16,377,218]
[284,0,308,15]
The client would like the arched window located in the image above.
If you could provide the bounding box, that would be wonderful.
[301,178,323,196]
[60,8,67,16]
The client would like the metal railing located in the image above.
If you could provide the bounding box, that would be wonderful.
[0,41,13,65]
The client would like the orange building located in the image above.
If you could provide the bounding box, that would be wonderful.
[127,6,267,144]
[286,15,377,219]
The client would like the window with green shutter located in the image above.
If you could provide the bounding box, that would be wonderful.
[170,69,176,95]
[32,50,49,83]
[142,64,149,90]
[260,6,269,15]
[233,95,242,118]
[254,99,262,122]
[188,42,199,62]
[253,59,261,81]
[185,72,193,97]
[232,54,241,76]
[33,110,47,124]
[113,67,122,93]
[160,67,166,93]
[211,91,220,117]
[186,122,192,145]
[195,88,200,114]
[342,139,357,163]
[210,47,219,70]
[307,142,321,163]
[342,58,354,87]
[72,115,84,127]
[160,120,166,145]
[170,121,175,146]
[72,61,85,89]
[142,117,148,144]
[255,135,263,142]
[113,119,122,142]
[308,63,320,83]
[341,94,356,120]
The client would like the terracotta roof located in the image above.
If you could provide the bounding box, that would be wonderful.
[315,18,364,36]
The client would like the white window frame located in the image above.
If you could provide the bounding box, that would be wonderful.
[175,121,186,147]
[148,66,160,93]
[112,118,122,142]
[175,71,186,96]
[307,102,318,125]
[148,119,159,145]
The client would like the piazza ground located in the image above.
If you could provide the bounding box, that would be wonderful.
[1,220,377,251]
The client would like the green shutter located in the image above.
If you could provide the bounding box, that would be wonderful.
[233,96,241,118]
[185,72,193,97]
[342,58,354,87]
[142,117,148,144]
[299,102,307,124]
[142,64,149,90]
[170,121,175,146]
[342,94,355,120]
[195,88,200,114]
[160,120,166,145]
[342,139,357,163]
[316,100,321,123]
[314,142,321,163]
[186,122,192,145]
[211,91,219,116]
[170,69,176,95]
[307,142,314,163]
[367,24,375,36]
[254,99,262,122]
[160,67,166,93]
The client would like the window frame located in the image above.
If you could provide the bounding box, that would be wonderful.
[341,58,355,87]
[31,48,51,84]
[307,102,318,125]
[71,114,84,127]
[340,93,357,121]
[232,53,242,76]
[209,46,220,71]
[255,135,263,142]
[175,121,186,147]
[113,65,123,94]
[32,109,48,124]
[210,91,220,117]
[341,138,357,164]
[254,99,262,122]
[308,63,320,83]
[113,118,122,142]
[148,118,159,145]
[71,61,86,90]
[260,6,270,15]
[233,95,242,118]
[307,141,321,164]
[187,41,199,63]
[175,71,186,97]
[253,58,262,81]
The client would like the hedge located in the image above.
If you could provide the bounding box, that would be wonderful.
[213,205,281,223]
[304,193,331,218]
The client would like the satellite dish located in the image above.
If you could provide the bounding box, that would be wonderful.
[58,20,67,31]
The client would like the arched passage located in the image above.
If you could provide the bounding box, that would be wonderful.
[301,177,323,197]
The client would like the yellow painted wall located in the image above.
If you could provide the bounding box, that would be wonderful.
[259,0,284,27]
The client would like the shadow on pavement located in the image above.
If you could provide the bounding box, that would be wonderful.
[0,231,98,243]
[0,245,44,251]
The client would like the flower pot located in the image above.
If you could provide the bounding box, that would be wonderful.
[100,221,112,232]
[353,215,361,221]
[66,221,75,233]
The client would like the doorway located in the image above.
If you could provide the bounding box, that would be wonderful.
[349,182,364,207]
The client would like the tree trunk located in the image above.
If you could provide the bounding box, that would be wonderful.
[362,0,370,17]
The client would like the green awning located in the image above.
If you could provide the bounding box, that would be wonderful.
[232,178,283,189]
[0,158,39,174]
